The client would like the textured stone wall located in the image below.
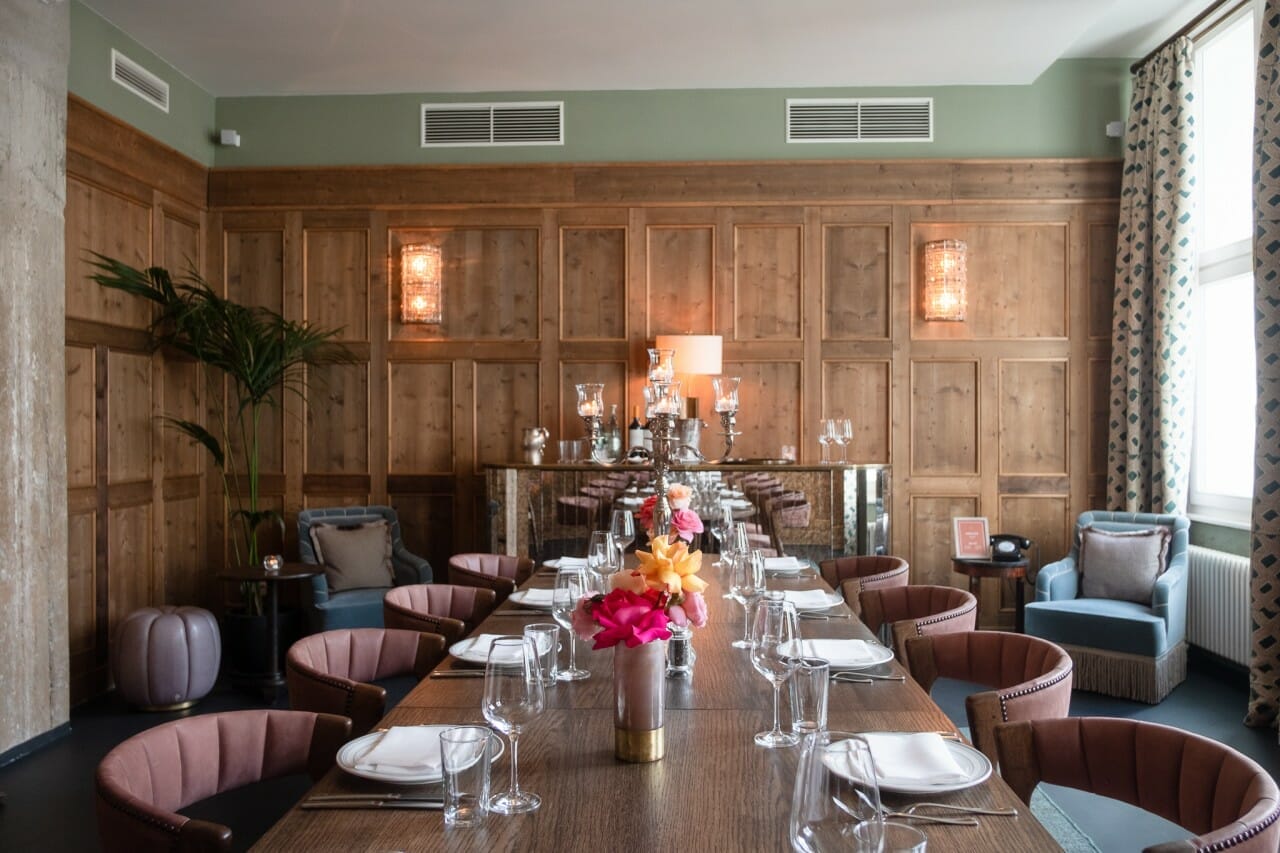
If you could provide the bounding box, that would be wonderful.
[0,0,70,754]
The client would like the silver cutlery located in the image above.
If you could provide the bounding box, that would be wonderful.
[302,799,443,811]
[883,810,978,826]
[797,612,851,621]
[904,802,1018,817]
[429,670,485,679]
[308,792,440,802]
[832,671,905,682]
[829,674,873,684]
[492,609,544,616]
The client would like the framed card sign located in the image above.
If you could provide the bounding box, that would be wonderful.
[952,517,991,559]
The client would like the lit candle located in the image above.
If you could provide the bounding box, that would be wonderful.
[715,395,736,413]
[578,400,602,417]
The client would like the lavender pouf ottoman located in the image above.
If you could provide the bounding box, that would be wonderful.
[111,606,221,711]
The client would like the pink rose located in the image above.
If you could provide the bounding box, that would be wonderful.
[636,496,657,532]
[683,591,708,628]
[670,508,704,543]
[571,596,600,642]
[668,483,693,510]
[589,589,672,649]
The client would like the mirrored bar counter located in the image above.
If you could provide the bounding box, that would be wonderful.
[485,463,889,561]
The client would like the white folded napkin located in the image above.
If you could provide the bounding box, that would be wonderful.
[781,589,838,610]
[546,556,588,569]
[353,726,444,778]
[859,732,969,787]
[726,499,752,508]
[781,638,879,668]
[764,556,803,572]
[512,588,555,607]
[454,633,523,663]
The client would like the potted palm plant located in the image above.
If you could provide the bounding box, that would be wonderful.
[91,255,353,670]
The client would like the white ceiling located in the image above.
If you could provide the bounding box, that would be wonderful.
[83,0,1208,97]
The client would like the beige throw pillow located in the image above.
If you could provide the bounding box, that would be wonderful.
[1078,526,1171,605]
[309,520,394,592]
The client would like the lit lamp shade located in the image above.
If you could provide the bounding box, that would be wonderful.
[654,335,723,375]
[401,243,443,324]
[922,239,967,322]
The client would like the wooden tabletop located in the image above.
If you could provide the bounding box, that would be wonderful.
[253,561,1060,852]
[217,562,322,582]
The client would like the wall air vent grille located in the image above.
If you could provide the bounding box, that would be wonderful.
[421,101,564,147]
[110,49,169,113]
[786,98,932,143]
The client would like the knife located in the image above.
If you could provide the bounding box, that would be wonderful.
[429,670,485,678]
[302,799,443,810]
[308,792,441,802]
[491,609,544,616]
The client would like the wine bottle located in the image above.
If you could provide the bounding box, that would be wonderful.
[628,405,644,449]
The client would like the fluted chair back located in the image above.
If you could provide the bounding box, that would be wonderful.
[95,709,350,852]
[824,555,909,615]
[447,553,535,604]
[858,584,977,661]
[383,583,496,643]
[995,717,1280,852]
[904,630,1073,764]
[286,628,447,736]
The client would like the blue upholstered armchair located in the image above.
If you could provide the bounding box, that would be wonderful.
[297,506,433,632]
[1024,511,1189,704]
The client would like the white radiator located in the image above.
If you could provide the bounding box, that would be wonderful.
[1187,545,1251,667]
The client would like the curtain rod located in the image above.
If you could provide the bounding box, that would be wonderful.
[1130,0,1252,73]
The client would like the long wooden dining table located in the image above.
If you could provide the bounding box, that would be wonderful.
[252,559,1061,851]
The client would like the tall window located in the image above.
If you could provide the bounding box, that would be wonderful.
[1189,6,1258,523]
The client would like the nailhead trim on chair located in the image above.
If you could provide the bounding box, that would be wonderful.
[286,660,360,718]
[913,599,977,632]
[97,786,185,834]
[1203,803,1280,852]
[997,665,1073,722]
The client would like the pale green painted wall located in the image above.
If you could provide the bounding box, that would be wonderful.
[213,58,1131,168]
[68,1,215,165]
[1191,521,1250,557]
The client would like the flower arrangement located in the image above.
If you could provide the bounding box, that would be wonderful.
[636,484,705,544]
[572,534,708,649]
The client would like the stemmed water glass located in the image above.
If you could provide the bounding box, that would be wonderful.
[482,636,545,814]
[586,530,616,593]
[729,549,765,649]
[710,505,734,568]
[609,509,635,566]
[818,419,839,464]
[552,567,592,681]
[724,521,751,599]
[836,418,853,463]
[751,597,801,748]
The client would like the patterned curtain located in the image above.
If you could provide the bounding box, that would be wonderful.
[1106,38,1197,516]
[1247,1,1280,731]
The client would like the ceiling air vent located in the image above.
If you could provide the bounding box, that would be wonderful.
[786,98,932,143]
[421,101,564,147]
[110,49,169,113]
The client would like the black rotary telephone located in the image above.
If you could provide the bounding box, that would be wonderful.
[990,533,1032,562]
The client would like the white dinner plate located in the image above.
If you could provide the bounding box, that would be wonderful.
[779,638,894,671]
[508,588,555,609]
[826,734,992,795]
[337,727,504,785]
[448,633,532,664]
[763,556,807,575]
[780,590,844,611]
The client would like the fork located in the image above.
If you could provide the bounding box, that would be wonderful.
[883,810,979,826]
[905,802,1019,817]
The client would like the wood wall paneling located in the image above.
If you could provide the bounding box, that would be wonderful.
[910,495,979,586]
[998,359,1068,476]
[559,361,628,445]
[734,224,803,341]
[387,362,454,474]
[161,212,200,273]
[560,227,627,340]
[390,494,456,583]
[161,360,204,477]
[66,345,95,488]
[911,360,979,476]
[107,504,151,631]
[67,511,96,657]
[821,360,890,464]
[1089,357,1110,479]
[162,496,204,606]
[473,362,541,472]
[823,225,891,340]
[106,351,152,483]
[306,363,371,474]
[305,228,369,340]
[646,225,715,336]
[1088,223,1118,340]
[64,178,152,327]
[999,495,1071,571]
[225,230,285,315]
[723,361,802,459]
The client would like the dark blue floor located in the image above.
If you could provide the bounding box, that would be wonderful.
[1,659,1275,851]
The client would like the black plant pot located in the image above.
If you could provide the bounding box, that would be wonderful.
[222,608,301,687]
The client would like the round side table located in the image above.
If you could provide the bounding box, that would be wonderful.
[951,556,1029,633]
[218,562,321,701]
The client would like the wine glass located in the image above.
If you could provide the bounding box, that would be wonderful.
[724,521,751,599]
[818,419,838,464]
[750,598,801,748]
[586,530,616,593]
[790,732,883,852]
[552,567,591,681]
[837,418,853,464]
[609,509,635,566]
[729,549,765,649]
[482,636,545,814]
[710,505,734,568]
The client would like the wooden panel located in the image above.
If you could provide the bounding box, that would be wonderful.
[387,362,453,474]
[999,359,1068,476]
[162,496,203,606]
[162,360,203,477]
[306,363,370,474]
[561,227,626,340]
[911,360,978,475]
[67,510,96,656]
[228,389,285,476]
[391,494,455,583]
[910,495,979,586]
[734,225,802,341]
[305,229,369,341]
[999,495,1071,569]
[723,361,801,460]
[912,223,1068,340]
[822,361,889,464]
[225,230,284,315]
[646,226,714,336]
[824,225,890,339]
[390,228,539,341]
[107,351,152,483]
[560,362,628,442]
[108,504,151,629]
[66,345,95,488]
[1088,223,1117,339]
[162,213,200,273]
[64,178,152,327]
[474,362,540,470]
[1089,357,1110,478]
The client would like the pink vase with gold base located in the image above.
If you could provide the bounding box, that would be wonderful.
[613,641,666,762]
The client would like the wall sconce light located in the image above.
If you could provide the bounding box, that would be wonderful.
[654,334,723,418]
[401,243,443,324]
[922,239,967,322]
